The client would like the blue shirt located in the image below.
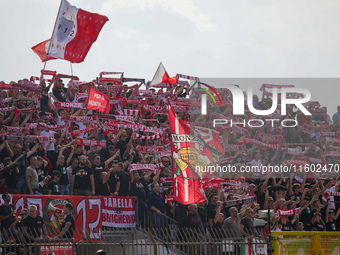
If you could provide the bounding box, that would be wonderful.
[147,191,165,213]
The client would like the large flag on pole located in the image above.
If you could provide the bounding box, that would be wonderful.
[87,87,110,113]
[32,0,108,63]
[149,63,177,87]
[169,106,225,205]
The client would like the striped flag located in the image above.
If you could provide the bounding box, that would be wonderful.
[169,106,224,205]
[32,0,108,63]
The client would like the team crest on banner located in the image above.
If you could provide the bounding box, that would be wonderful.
[169,106,224,205]
[44,198,72,230]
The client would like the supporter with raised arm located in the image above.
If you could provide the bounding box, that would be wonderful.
[114,162,130,196]
[25,156,41,195]
[325,200,340,231]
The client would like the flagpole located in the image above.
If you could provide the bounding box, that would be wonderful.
[70,62,73,76]
[42,0,64,72]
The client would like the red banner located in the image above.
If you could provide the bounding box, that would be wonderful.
[101,197,136,228]
[87,87,110,113]
[11,195,102,241]
[10,195,136,242]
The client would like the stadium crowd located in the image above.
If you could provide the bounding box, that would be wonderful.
[0,73,340,239]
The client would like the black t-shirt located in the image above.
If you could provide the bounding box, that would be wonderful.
[92,164,105,185]
[61,214,75,238]
[0,204,15,229]
[282,221,292,231]
[47,180,61,195]
[95,179,111,196]
[109,172,119,194]
[11,153,27,178]
[300,207,312,230]
[116,138,130,158]
[130,179,147,201]
[3,166,20,189]
[198,207,207,223]
[207,203,217,220]
[53,87,67,102]
[117,171,130,196]
[21,215,44,237]
[312,219,326,231]
[72,165,93,190]
[186,213,203,231]
[57,165,69,186]
[40,87,50,111]
[36,166,48,183]
[211,221,227,239]
[240,217,255,236]
[326,219,337,231]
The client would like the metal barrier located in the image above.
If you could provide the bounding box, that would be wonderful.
[272,231,340,255]
[0,226,268,255]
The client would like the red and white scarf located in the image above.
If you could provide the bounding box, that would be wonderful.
[240,138,280,150]
[39,123,69,132]
[0,107,16,112]
[224,144,243,152]
[120,99,147,106]
[70,126,97,137]
[116,109,141,117]
[323,151,340,158]
[62,115,99,123]
[75,138,106,147]
[114,115,135,124]
[158,150,172,158]
[276,208,301,217]
[128,163,164,173]
[284,160,308,165]
[73,92,89,102]
[143,105,166,113]
[254,131,282,143]
[133,133,162,140]
[5,126,29,134]
[137,146,164,154]
[203,182,221,190]
[54,101,85,109]
[14,80,41,92]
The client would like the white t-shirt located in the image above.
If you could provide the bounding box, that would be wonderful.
[76,122,87,138]
[250,159,262,168]
[40,130,56,151]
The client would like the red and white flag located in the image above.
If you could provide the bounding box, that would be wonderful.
[169,106,225,205]
[87,87,110,113]
[149,62,177,87]
[32,0,108,63]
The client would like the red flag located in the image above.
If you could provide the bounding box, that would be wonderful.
[149,63,177,87]
[31,40,57,62]
[169,106,225,205]
[32,0,108,63]
[87,88,110,113]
